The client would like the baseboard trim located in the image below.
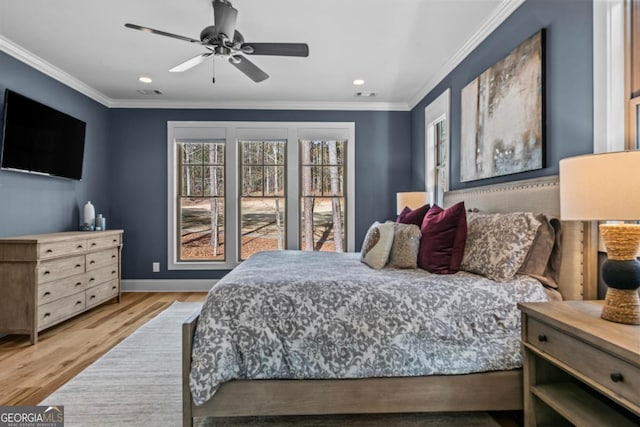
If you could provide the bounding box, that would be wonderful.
[121,279,217,292]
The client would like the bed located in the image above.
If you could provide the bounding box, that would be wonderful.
[182,176,597,426]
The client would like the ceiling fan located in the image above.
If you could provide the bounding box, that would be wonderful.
[125,0,309,83]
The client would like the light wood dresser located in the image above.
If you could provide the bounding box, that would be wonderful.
[519,300,639,427]
[0,230,123,344]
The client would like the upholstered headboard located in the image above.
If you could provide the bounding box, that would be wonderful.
[443,176,597,300]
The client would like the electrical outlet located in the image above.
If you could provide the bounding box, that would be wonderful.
[152,262,160,273]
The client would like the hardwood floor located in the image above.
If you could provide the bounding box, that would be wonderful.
[0,291,207,406]
[0,291,521,426]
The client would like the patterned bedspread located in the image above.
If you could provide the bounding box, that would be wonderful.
[189,250,548,405]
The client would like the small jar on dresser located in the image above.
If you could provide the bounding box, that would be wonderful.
[0,230,123,344]
[518,300,640,427]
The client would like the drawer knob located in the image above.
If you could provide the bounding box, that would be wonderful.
[112,286,117,290]
[77,245,84,249]
[610,372,624,383]
[43,291,51,297]
[75,264,82,268]
[43,271,51,275]
[90,295,96,300]
[75,282,82,287]
[111,255,116,259]
[91,242,97,247]
[89,277,95,282]
[75,300,82,305]
[46,249,53,253]
[537,334,548,343]
[43,313,50,318]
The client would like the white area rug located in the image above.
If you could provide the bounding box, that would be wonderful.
[41,302,501,427]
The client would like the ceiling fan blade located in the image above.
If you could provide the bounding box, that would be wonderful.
[170,53,213,72]
[212,0,238,40]
[241,43,309,57]
[125,23,201,44]
[229,55,269,82]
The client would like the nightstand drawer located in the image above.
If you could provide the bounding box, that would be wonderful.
[527,318,640,406]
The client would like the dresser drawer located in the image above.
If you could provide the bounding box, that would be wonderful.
[38,239,88,260]
[38,273,87,305]
[86,248,119,270]
[38,292,86,329]
[86,263,119,288]
[86,235,120,252]
[38,255,85,283]
[527,318,640,406]
[86,279,119,309]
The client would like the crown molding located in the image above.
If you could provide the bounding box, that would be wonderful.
[407,0,525,110]
[108,98,410,111]
[0,35,113,107]
[2,0,522,113]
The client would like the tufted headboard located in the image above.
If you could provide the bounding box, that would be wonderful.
[443,175,597,300]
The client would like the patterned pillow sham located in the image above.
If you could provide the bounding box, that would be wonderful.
[461,211,541,281]
[361,221,395,269]
[388,223,421,269]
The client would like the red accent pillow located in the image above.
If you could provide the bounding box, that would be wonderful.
[397,204,430,227]
[418,202,467,274]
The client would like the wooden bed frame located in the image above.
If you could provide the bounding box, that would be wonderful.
[182,176,597,426]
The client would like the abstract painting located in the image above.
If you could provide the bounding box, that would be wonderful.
[460,31,544,182]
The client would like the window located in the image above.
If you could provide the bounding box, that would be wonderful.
[178,140,225,262]
[167,122,355,270]
[425,89,450,206]
[239,140,286,260]
[300,140,346,252]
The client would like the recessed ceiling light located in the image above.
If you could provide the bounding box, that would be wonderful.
[138,76,153,83]
[353,79,365,86]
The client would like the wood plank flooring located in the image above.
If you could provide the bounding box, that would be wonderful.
[0,291,520,426]
[0,292,206,406]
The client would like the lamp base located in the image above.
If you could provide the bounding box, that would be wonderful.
[601,288,640,325]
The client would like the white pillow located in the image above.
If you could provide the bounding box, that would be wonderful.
[361,221,395,269]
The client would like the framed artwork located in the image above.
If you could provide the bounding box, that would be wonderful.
[460,30,544,182]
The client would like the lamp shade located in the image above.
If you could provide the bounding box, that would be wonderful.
[559,151,640,221]
[396,192,428,215]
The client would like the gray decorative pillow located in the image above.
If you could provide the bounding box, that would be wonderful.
[361,221,395,269]
[461,212,541,281]
[388,223,421,269]
[518,214,561,288]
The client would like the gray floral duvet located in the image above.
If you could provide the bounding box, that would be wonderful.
[189,250,548,405]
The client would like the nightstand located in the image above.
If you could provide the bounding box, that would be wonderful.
[518,300,639,427]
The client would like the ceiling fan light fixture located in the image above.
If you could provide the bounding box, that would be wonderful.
[138,76,153,83]
[353,79,365,86]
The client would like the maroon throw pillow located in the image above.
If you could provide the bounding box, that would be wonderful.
[418,202,467,274]
[397,203,430,227]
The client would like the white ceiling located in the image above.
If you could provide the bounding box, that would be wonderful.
[0,0,522,110]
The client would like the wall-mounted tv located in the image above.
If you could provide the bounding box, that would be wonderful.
[1,89,86,180]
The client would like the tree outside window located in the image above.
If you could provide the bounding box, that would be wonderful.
[300,140,345,252]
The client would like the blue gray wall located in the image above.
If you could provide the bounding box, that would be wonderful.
[410,0,594,191]
[0,51,111,237]
[0,0,595,282]
[109,109,411,279]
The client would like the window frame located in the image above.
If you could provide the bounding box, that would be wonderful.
[167,121,355,270]
[424,89,450,206]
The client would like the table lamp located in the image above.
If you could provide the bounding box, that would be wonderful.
[396,192,429,215]
[559,151,640,324]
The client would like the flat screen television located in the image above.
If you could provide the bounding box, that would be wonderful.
[1,89,86,180]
